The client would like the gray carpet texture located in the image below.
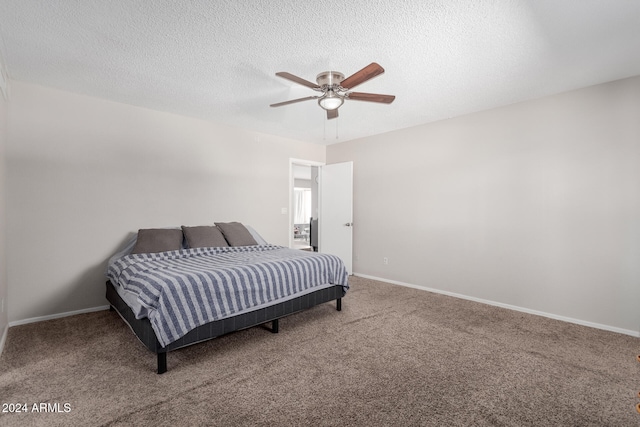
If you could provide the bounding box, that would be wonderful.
[1,276,639,426]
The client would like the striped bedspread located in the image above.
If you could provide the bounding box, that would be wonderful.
[107,245,349,347]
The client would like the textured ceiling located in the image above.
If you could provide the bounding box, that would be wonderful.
[0,1,639,145]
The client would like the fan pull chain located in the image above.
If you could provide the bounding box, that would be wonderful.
[323,115,326,141]
[322,113,339,141]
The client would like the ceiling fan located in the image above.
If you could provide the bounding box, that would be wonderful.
[270,62,395,120]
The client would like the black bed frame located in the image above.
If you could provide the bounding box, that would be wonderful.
[106,281,345,374]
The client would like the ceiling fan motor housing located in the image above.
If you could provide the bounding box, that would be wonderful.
[316,71,344,89]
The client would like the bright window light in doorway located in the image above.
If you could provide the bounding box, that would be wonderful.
[294,188,312,224]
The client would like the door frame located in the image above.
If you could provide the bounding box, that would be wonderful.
[289,158,325,249]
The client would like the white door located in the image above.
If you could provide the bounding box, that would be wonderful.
[319,161,353,274]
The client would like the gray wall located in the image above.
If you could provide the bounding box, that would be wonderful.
[0,67,7,341]
[6,81,325,323]
[327,75,640,335]
[4,75,640,337]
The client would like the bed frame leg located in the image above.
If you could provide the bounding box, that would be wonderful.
[337,298,342,311]
[157,353,167,374]
[271,318,279,334]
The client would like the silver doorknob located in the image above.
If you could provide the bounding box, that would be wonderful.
[344,222,353,227]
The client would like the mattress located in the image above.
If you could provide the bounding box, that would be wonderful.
[107,244,349,347]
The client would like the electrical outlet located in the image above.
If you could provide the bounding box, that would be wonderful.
[383,257,388,265]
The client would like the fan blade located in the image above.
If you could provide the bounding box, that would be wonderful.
[347,92,395,104]
[275,72,320,89]
[270,96,317,107]
[340,63,385,90]
[327,109,339,120]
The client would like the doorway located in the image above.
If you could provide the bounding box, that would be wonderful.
[289,159,323,250]
[289,159,354,274]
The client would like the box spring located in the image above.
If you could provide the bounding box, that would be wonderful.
[106,281,344,373]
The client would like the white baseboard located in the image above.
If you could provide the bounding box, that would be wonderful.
[8,305,110,328]
[353,273,640,338]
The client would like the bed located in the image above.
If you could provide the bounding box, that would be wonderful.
[105,223,349,374]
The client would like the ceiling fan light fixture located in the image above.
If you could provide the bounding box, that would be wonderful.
[318,91,344,110]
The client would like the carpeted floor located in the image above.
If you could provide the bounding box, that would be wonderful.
[1,276,639,426]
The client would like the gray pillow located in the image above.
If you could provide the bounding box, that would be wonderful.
[131,228,184,254]
[182,225,229,249]
[215,222,258,246]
